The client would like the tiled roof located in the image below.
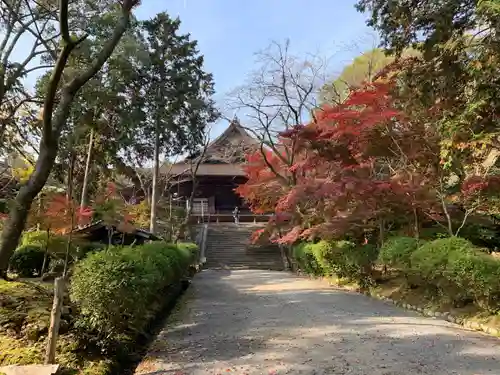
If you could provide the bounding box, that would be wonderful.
[166,163,246,177]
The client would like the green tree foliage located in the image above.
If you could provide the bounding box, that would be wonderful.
[34,15,149,196]
[0,0,139,275]
[140,13,218,160]
[140,13,218,232]
[355,0,481,55]
[356,0,500,178]
[320,47,419,104]
[320,48,393,104]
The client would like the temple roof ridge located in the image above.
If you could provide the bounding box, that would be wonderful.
[207,116,258,151]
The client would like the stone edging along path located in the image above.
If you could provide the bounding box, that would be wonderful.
[295,271,500,339]
[367,290,500,338]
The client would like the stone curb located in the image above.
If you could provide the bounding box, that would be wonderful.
[297,272,500,339]
[368,291,500,338]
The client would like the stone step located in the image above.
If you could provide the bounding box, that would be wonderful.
[205,260,283,268]
[203,223,284,271]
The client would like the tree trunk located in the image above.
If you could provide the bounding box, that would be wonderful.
[0,144,58,274]
[80,128,94,212]
[63,153,75,277]
[413,207,420,240]
[45,277,64,364]
[0,0,135,273]
[149,121,160,234]
[40,228,51,276]
[379,219,387,275]
[174,179,197,243]
[378,219,385,247]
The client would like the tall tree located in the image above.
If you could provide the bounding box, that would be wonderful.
[141,13,218,234]
[0,0,139,275]
[0,0,58,158]
[319,47,419,104]
[228,39,327,190]
[356,0,500,173]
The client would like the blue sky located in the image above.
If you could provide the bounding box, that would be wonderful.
[135,0,378,138]
[13,0,378,140]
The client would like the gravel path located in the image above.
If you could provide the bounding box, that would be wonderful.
[135,269,500,375]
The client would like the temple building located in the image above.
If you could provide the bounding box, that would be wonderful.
[165,118,261,222]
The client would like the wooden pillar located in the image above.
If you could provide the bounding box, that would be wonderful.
[45,277,65,364]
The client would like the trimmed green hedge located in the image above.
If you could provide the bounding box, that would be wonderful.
[70,241,197,351]
[21,231,106,270]
[410,237,500,310]
[379,236,419,270]
[292,240,378,286]
[8,245,45,277]
[410,237,474,285]
[294,236,500,312]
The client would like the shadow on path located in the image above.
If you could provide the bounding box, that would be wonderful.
[135,269,500,375]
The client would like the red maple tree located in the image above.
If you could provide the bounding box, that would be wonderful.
[237,78,442,244]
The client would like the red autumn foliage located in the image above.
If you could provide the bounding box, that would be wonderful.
[41,193,93,234]
[462,175,500,198]
[237,79,442,244]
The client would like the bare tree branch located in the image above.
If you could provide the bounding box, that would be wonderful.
[225,39,328,186]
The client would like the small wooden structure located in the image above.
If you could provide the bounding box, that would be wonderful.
[73,220,159,246]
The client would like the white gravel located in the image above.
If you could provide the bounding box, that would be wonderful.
[135,269,500,375]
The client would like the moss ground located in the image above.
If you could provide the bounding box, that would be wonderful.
[0,279,111,375]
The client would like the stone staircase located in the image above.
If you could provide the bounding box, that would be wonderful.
[204,223,284,270]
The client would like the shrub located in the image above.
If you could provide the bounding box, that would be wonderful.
[21,231,103,268]
[21,231,69,258]
[70,241,197,351]
[379,236,419,269]
[292,240,378,286]
[73,241,106,259]
[308,241,336,275]
[334,242,379,285]
[409,237,500,307]
[8,245,45,277]
[410,237,475,285]
[292,242,324,276]
[446,246,500,311]
[458,222,500,250]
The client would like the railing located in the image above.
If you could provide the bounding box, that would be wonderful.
[190,210,272,224]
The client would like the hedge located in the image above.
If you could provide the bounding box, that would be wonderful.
[292,240,378,286]
[22,231,88,259]
[70,241,197,351]
[410,237,500,310]
[293,236,500,311]
[378,236,420,270]
[8,245,45,277]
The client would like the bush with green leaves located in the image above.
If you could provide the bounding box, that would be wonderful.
[445,243,500,310]
[8,245,46,277]
[410,236,500,309]
[292,240,378,285]
[379,236,419,269]
[21,231,104,265]
[70,241,197,351]
[21,231,68,256]
[292,242,324,276]
[458,222,500,250]
[410,237,474,285]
